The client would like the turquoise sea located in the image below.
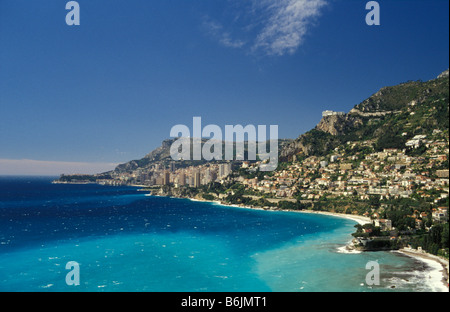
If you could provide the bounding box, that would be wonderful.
[0,176,439,292]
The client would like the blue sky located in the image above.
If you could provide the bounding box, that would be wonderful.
[0,0,449,175]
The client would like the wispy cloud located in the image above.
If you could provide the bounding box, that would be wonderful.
[203,0,328,56]
[252,0,328,56]
[203,18,247,49]
[0,159,118,176]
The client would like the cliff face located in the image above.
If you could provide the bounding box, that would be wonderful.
[114,139,177,173]
[280,113,365,160]
[280,69,449,161]
[280,138,313,158]
[315,114,363,136]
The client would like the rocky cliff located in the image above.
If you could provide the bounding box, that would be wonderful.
[315,113,363,136]
[280,69,449,161]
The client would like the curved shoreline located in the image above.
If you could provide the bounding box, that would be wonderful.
[144,194,448,292]
[187,197,372,225]
[185,197,449,292]
[395,248,449,292]
[293,209,371,225]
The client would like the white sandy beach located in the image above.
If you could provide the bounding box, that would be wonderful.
[193,197,372,225]
[296,209,371,225]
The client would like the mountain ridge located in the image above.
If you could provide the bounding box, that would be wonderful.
[280,69,449,161]
[57,68,449,180]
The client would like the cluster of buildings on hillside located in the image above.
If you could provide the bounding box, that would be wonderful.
[100,162,233,188]
[97,132,448,214]
[94,126,448,231]
[237,134,449,219]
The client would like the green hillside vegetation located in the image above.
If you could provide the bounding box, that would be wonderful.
[283,74,449,159]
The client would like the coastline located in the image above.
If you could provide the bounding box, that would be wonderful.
[180,196,449,292]
[183,196,372,225]
[395,248,449,292]
[294,209,371,226]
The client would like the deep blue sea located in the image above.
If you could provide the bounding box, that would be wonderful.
[0,176,438,292]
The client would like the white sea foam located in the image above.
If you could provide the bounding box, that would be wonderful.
[335,245,362,254]
[391,250,448,292]
[410,257,448,292]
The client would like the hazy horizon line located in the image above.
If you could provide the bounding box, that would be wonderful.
[0,158,119,176]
